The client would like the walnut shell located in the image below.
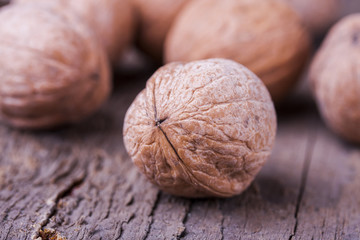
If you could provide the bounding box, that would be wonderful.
[132,0,189,61]
[0,4,111,129]
[164,0,311,102]
[282,0,340,36]
[310,14,360,143]
[14,0,135,64]
[123,58,277,198]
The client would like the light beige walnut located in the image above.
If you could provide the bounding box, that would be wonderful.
[132,0,190,61]
[310,14,360,143]
[0,4,111,129]
[123,58,277,198]
[165,0,311,102]
[282,0,340,36]
[14,0,135,64]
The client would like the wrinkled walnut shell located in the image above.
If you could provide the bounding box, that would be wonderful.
[0,4,111,129]
[123,58,277,198]
[132,0,189,61]
[14,0,135,64]
[310,14,360,143]
[165,0,311,102]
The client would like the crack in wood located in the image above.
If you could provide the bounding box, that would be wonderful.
[220,212,225,240]
[289,132,317,240]
[143,191,162,240]
[4,225,12,240]
[103,181,117,220]
[1,193,27,222]
[180,199,193,238]
[117,213,135,240]
[32,172,87,240]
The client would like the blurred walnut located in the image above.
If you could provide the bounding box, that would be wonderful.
[14,0,135,64]
[123,59,277,198]
[282,0,340,36]
[132,0,190,61]
[310,14,360,143]
[0,0,10,7]
[0,4,111,129]
[165,0,311,102]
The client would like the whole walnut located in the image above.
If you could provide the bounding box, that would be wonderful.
[14,0,135,64]
[310,14,360,143]
[281,0,340,36]
[164,0,311,102]
[123,58,277,198]
[0,4,111,129]
[132,0,190,61]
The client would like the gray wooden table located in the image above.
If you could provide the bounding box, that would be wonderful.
[1,1,360,239]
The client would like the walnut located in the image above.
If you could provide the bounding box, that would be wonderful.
[132,0,190,61]
[310,14,360,143]
[13,0,136,64]
[281,0,340,36]
[123,58,277,198]
[164,0,311,102]
[0,4,111,129]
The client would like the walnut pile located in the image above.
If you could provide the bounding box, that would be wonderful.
[132,0,190,60]
[0,4,110,128]
[310,14,360,143]
[123,59,277,197]
[14,0,135,64]
[165,0,311,102]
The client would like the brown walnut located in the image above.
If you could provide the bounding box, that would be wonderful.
[132,0,190,61]
[14,0,136,64]
[310,14,360,143]
[123,58,277,198]
[0,4,111,129]
[164,0,311,102]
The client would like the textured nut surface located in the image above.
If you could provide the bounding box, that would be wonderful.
[123,59,277,197]
[165,0,311,102]
[282,0,340,36]
[0,4,111,129]
[310,14,360,143]
[14,0,135,63]
[132,0,189,60]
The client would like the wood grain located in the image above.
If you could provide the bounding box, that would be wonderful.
[0,1,360,239]
[0,70,359,240]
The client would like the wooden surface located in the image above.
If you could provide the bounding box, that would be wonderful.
[1,1,360,240]
[1,72,360,240]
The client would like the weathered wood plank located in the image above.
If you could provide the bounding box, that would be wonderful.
[219,101,316,240]
[0,135,88,240]
[0,76,150,240]
[1,72,360,240]
[292,123,360,240]
[145,193,189,240]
